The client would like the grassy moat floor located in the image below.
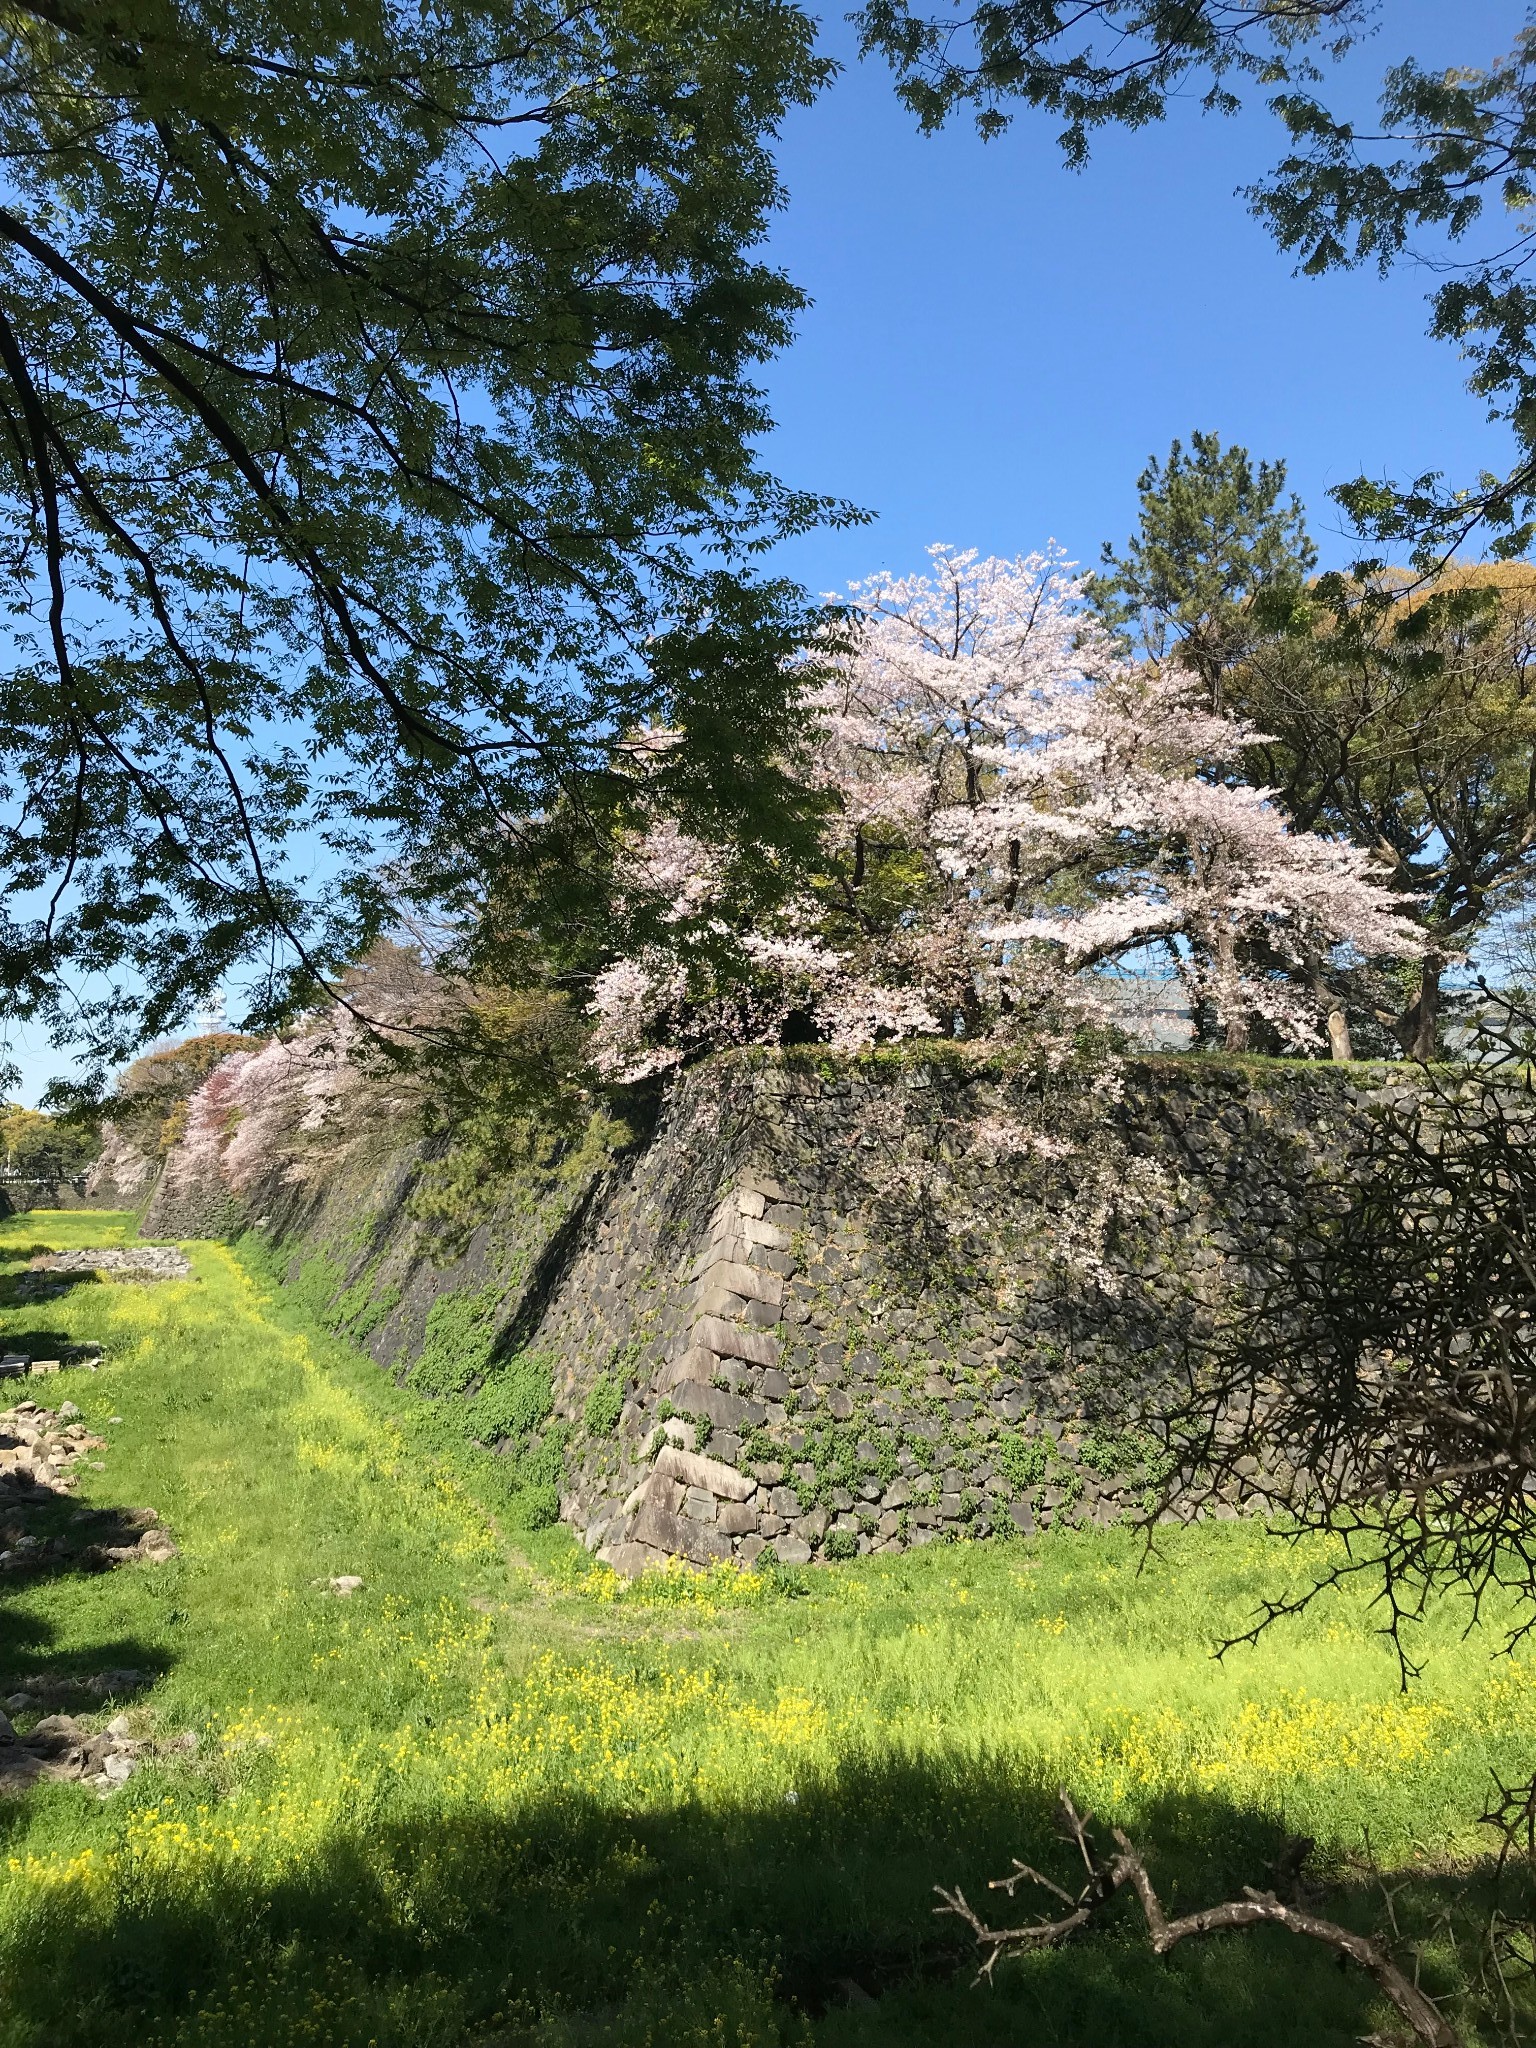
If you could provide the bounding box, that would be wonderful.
[0,1211,1531,2046]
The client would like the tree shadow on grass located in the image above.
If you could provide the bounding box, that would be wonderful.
[0,1469,175,1855]
[0,1749,1514,2048]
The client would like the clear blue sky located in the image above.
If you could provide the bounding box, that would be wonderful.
[6,2,1523,1105]
[760,1,1522,594]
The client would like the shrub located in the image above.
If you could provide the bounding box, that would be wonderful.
[413,1285,500,1396]
[330,1267,401,1341]
[823,1527,858,1561]
[507,1481,559,1530]
[996,1431,1050,1490]
[466,1349,554,1446]
[584,1373,624,1436]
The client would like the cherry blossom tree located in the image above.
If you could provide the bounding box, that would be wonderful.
[930,647,1426,1053]
[586,542,1424,1078]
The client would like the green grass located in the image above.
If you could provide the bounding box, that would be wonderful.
[0,1210,1530,2047]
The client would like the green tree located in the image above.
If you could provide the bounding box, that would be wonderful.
[1253,565,1536,1059]
[0,1100,97,1181]
[854,0,1365,153]
[1096,438,1536,1060]
[1249,26,1536,564]
[1091,431,1316,714]
[0,0,847,1080]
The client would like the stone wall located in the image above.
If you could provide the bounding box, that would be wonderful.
[0,1179,86,1215]
[134,1047,1390,1573]
[551,1053,1384,1571]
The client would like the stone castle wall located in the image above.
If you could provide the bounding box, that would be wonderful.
[130,1049,1393,1572]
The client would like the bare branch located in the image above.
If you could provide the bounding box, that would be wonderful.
[939,1794,1461,2047]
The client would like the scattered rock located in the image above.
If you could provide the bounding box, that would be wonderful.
[31,1247,193,1282]
[0,1691,193,1798]
[87,1668,150,1698]
[329,1575,364,1596]
[0,1669,150,1707]
[0,1400,108,1498]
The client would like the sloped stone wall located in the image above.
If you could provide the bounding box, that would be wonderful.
[554,1054,1387,1572]
[140,1046,1392,1573]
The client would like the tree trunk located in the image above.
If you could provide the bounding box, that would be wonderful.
[1396,952,1442,1062]
[1305,957,1353,1062]
[1215,928,1248,1052]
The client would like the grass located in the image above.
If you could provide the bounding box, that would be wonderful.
[0,1210,1530,2046]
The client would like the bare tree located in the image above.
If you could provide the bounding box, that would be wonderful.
[937,1792,1460,2047]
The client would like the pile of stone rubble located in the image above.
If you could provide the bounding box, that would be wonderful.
[0,1399,104,1495]
[0,1697,194,1794]
[31,1247,192,1279]
[7,1244,192,1308]
[0,1400,178,1567]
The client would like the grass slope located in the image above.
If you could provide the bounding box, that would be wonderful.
[0,1211,1529,2046]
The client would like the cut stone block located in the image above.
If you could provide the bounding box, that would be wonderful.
[742,1218,792,1251]
[692,1317,779,1368]
[654,1443,757,1502]
[735,1188,766,1219]
[632,1502,732,1565]
[666,1379,765,1431]
[689,1235,749,1282]
[772,1536,812,1566]
[693,1286,752,1322]
[659,1346,717,1391]
[717,1500,758,1536]
[697,1261,783,1307]
[623,1469,682,1517]
[597,1540,661,1579]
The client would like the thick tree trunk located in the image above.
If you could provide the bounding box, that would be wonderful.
[1396,952,1442,1062]
[1305,957,1353,1062]
[1215,928,1248,1052]
[1324,1006,1354,1062]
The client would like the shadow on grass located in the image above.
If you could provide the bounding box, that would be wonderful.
[0,1465,175,1863]
[0,1327,96,1357]
[0,1752,1516,2048]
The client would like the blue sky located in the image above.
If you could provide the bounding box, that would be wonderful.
[7,2,1524,1105]
[760,1,1522,593]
